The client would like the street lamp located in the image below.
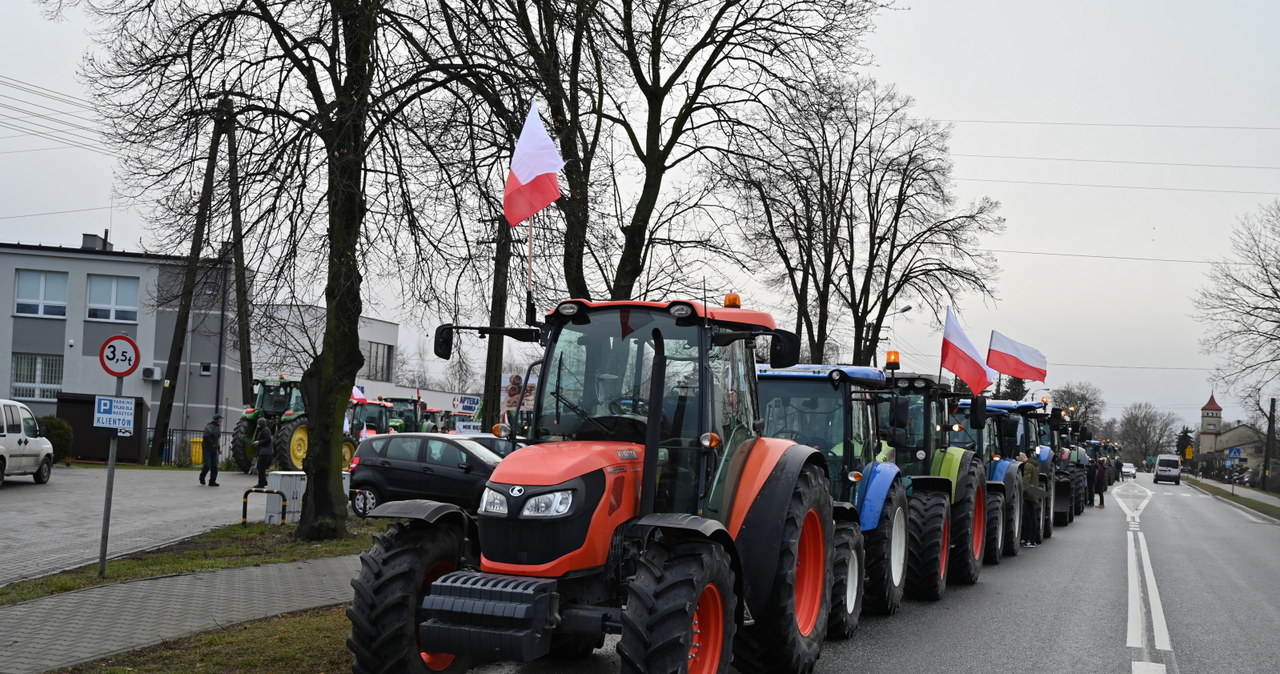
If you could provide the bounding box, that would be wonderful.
[1026,387,1050,402]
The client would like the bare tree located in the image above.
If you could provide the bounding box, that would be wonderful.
[1197,200,1280,403]
[1118,402,1182,464]
[1051,381,1107,430]
[717,75,1002,363]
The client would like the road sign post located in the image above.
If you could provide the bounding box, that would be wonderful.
[96,334,139,578]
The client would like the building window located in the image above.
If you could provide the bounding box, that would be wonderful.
[14,270,68,317]
[199,362,212,376]
[11,354,63,401]
[87,275,139,322]
[364,342,393,382]
[1208,423,1216,430]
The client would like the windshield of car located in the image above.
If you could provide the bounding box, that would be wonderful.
[1158,458,1179,468]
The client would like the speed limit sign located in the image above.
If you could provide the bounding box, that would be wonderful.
[99,335,140,378]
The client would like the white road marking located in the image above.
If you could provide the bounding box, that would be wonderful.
[1137,532,1172,651]
[1133,661,1167,673]
[1127,531,1144,648]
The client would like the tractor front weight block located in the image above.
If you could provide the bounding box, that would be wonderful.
[419,571,559,662]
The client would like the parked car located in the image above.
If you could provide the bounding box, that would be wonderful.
[0,399,55,488]
[456,433,526,457]
[1121,462,1137,480]
[347,433,503,517]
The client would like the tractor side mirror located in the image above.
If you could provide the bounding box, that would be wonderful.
[1000,416,1020,442]
[968,396,987,430]
[434,324,455,359]
[769,330,801,369]
[887,427,907,448]
[888,395,909,429]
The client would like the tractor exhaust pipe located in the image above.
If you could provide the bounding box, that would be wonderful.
[638,328,666,517]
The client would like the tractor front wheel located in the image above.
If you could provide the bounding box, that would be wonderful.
[342,434,359,467]
[826,520,864,639]
[905,489,950,600]
[733,464,832,674]
[275,418,307,471]
[347,521,471,674]
[617,541,735,674]
[1003,474,1023,556]
[948,460,985,584]
[230,418,256,473]
[862,479,907,616]
[983,492,1004,565]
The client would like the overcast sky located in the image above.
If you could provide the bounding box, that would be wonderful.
[3,1,1277,428]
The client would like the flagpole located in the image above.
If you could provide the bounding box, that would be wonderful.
[526,210,536,325]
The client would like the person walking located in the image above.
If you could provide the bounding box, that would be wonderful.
[253,417,272,488]
[1094,457,1108,508]
[199,414,222,486]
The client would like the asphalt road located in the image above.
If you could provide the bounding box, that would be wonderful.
[475,473,1279,674]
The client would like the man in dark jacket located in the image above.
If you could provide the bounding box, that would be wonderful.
[1094,457,1108,508]
[1018,452,1040,547]
[199,414,222,486]
[253,417,272,488]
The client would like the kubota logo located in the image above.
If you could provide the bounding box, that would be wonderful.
[509,486,525,497]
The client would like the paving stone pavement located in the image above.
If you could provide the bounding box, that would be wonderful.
[0,554,361,674]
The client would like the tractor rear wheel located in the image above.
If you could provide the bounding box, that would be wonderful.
[732,464,832,674]
[230,418,256,473]
[342,434,359,467]
[862,479,907,616]
[1003,473,1023,556]
[275,418,307,471]
[983,492,1004,565]
[1041,484,1054,540]
[948,460,985,584]
[618,540,735,674]
[826,520,864,639]
[347,521,471,674]
[905,489,950,601]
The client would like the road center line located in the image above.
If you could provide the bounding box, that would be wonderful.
[1127,530,1144,648]
[1133,661,1167,673]
[1137,532,1172,651]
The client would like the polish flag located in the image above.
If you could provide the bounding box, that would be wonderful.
[940,307,997,394]
[350,385,367,404]
[987,330,1048,382]
[504,100,565,227]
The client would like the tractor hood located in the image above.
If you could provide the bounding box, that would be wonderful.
[490,440,643,487]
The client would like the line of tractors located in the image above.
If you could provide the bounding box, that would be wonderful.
[341,296,1119,674]
[226,377,471,473]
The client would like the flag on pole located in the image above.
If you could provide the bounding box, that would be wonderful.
[350,385,367,404]
[415,377,421,402]
[940,307,997,394]
[504,100,565,227]
[986,330,1048,382]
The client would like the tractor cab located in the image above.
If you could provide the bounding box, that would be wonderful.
[349,400,394,438]
[250,377,304,417]
[381,397,425,432]
[881,372,954,477]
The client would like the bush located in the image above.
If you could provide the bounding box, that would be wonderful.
[38,416,74,463]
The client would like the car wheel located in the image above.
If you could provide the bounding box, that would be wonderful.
[352,488,380,518]
[0,457,6,488]
[33,457,52,484]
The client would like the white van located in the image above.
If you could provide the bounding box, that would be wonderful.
[1153,453,1181,486]
[0,399,55,487]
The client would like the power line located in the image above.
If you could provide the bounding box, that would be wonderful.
[0,205,117,221]
[0,75,93,110]
[954,153,1280,171]
[956,177,1280,197]
[0,146,82,155]
[988,249,1238,266]
[895,350,1213,372]
[939,118,1280,132]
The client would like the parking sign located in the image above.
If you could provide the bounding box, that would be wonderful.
[94,396,135,432]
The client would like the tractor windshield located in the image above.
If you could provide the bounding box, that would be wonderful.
[255,383,296,415]
[390,401,419,425]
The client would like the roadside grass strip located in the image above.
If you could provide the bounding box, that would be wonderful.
[1184,477,1280,522]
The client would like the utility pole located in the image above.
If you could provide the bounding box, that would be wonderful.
[481,217,511,430]
[223,98,254,404]
[1264,397,1275,492]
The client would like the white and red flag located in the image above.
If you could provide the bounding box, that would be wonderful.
[504,100,565,227]
[940,307,997,394]
[987,330,1048,382]
[350,385,367,404]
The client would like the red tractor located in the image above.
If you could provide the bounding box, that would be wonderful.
[347,297,856,674]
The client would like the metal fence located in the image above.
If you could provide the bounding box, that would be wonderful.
[146,427,237,466]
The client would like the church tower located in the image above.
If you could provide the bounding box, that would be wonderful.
[1199,394,1223,456]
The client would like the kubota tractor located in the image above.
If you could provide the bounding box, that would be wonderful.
[756,364,911,622]
[880,363,987,600]
[230,377,307,472]
[347,296,856,674]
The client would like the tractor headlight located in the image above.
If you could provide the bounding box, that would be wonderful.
[521,490,574,517]
[479,488,508,515]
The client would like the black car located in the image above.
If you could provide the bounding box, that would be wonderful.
[348,433,503,517]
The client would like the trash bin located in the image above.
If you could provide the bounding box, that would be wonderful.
[190,438,203,464]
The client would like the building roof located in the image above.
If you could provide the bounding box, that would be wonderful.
[1202,394,1223,411]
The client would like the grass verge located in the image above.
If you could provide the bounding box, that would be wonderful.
[0,518,382,607]
[1185,477,1280,521]
[52,605,352,673]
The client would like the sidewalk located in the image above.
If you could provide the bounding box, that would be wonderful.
[1186,476,1280,517]
[0,555,360,674]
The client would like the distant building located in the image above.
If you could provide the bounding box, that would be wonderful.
[1197,393,1223,457]
[1196,393,1268,471]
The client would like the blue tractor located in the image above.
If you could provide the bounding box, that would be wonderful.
[757,364,910,627]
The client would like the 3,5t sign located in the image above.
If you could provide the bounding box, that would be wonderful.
[99,335,140,378]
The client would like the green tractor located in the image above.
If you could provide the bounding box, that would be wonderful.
[380,396,429,433]
[230,377,308,473]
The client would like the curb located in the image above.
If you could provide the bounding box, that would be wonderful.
[1185,479,1280,525]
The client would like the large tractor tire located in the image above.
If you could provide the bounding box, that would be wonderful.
[618,540,736,674]
[1073,474,1086,516]
[983,492,1004,565]
[827,521,865,639]
[230,418,256,473]
[905,490,950,601]
[275,418,307,471]
[342,434,359,467]
[862,479,907,616]
[733,464,832,674]
[948,461,985,585]
[1041,484,1054,540]
[1003,473,1023,556]
[347,521,471,674]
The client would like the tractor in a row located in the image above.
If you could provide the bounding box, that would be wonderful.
[229,376,308,472]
